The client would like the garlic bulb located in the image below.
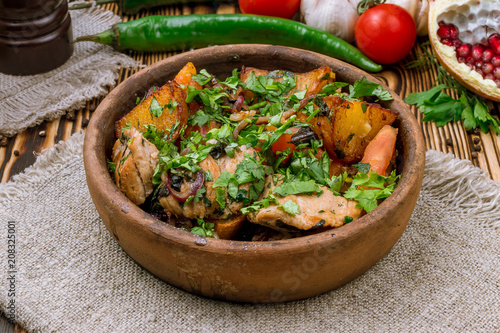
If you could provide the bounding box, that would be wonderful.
[385,0,429,36]
[300,0,360,43]
[300,0,429,43]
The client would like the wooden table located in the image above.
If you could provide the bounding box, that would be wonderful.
[1,2,499,332]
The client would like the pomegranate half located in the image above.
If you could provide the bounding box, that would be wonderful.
[428,0,500,102]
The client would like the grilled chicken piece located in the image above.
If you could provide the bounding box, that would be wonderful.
[216,145,255,218]
[248,176,362,232]
[158,145,257,220]
[112,127,159,205]
[159,155,221,219]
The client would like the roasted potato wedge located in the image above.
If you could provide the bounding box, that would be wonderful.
[297,96,397,163]
[332,100,398,163]
[173,61,203,91]
[294,65,335,96]
[115,81,189,140]
[297,95,344,160]
[210,215,246,240]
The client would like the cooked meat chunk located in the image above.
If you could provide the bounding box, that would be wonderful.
[248,176,362,232]
[158,145,258,219]
[216,145,255,218]
[112,127,159,205]
[159,155,221,219]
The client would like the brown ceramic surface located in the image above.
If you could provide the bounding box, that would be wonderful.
[83,44,425,303]
[0,0,73,75]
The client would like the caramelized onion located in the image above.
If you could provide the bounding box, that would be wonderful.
[165,170,204,203]
[232,111,257,140]
[232,95,245,112]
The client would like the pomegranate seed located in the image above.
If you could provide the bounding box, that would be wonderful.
[485,74,494,80]
[493,67,500,79]
[441,38,454,47]
[437,24,451,39]
[482,49,494,63]
[475,67,483,76]
[495,79,500,89]
[472,44,484,61]
[452,39,462,49]
[456,44,472,58]
[482,63,494,74]
[475,62,484,70]
[466,56,475,64]
[448,24,459,40]
[488,34,500,55]
[457,57,466,63]
[491,55,500,67]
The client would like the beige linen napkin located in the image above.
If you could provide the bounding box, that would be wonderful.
[0,132,499,332]
[0,8,138,137]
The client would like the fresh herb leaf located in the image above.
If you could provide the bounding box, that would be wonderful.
[216,188,226,211]
[191,219,215,238]
[353,162,371,174]
[347,77,393,101]
[320,81,349,95]
[344,170,399,212]
[193,69,212,86]
[149,95,163,118]
[240,195,279,215]
[325,172,348,196]
[278,200,301,216]
[107,160,115,173]
[165,99,178,114]
[273,180,323,197]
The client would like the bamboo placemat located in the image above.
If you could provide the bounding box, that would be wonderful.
[0,3,499,330]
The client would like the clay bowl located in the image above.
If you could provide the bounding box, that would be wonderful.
[84,44,425,303]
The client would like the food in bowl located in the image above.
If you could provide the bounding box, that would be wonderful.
[109,62,400,241]
[84,45,425,302]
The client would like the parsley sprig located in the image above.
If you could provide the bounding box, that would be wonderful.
[405,43,500,134]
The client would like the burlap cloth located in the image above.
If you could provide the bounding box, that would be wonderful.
[0,8,138,137]
[0,132,499,332]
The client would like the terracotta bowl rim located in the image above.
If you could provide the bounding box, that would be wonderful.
[84,44,425,254]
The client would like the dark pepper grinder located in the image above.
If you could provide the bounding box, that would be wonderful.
[0,0,73,75]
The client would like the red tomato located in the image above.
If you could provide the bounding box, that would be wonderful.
[238,0,301,19]
[354,4,416,64]
[271,127,299,161]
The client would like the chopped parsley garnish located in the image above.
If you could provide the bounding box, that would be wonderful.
[344,170,400,213]
[278,200,301,216]
[272,180,323,197]
[191,219,215,238]
[107,160,115,173]
[149,95,163,118]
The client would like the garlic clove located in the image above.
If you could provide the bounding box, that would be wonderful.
[429,0,500,102]
[385,0,429,36]
[300,0,360,43]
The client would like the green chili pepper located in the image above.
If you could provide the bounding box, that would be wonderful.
[69,0,215,13]
[74,14,382,72]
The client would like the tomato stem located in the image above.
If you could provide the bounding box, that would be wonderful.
[357,0,386,15]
